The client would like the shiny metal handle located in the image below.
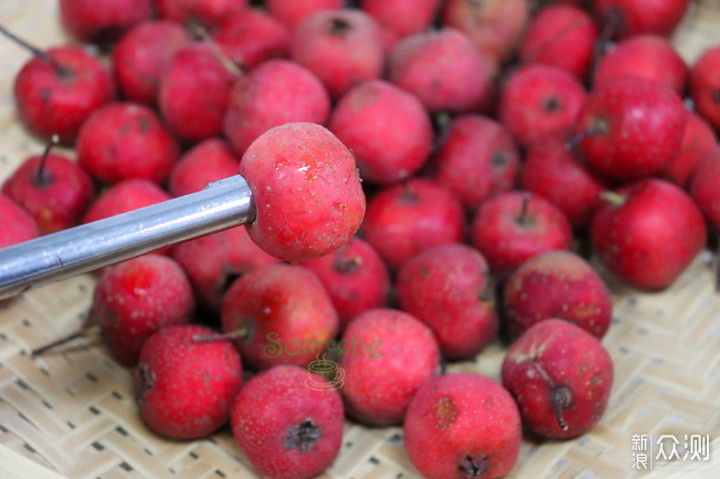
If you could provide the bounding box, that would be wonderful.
[0,175,255,300]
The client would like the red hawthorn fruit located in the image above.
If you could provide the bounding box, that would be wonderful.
[502,319,614,439]
[135,324,243,439]
[591,178,707,290]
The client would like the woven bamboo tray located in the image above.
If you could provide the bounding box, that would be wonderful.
[1,1,720,478]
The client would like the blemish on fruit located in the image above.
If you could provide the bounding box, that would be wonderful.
[284,418,322,453]
[435,395,458,428]
[458,453,490,478]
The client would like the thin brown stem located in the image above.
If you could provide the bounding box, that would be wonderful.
[565,120,610,151]
[188,21,244,78]
[550,386,572,431]
[529,358,572,432]
[31,324,102,357]
[34,134,59,187]
[193,327,249,343]
[0,24,71,78]
[517,192,532,226]
[521,16,587,66]
[333,255,362,274]
[592,7,623,70]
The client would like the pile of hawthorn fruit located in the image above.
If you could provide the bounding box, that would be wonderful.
[1,0,720,478]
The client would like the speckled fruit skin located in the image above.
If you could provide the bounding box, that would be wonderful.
[503,251,613,340]
[690,45,720,132]
[593,34,687,94]
[502,319,614,439]
[171,225,281,312]
[689,148,720,231]
[591,178,707,290]
[389,28,496,114]
[156,0,248,28]
[0,194,38,249]
[665,112,717,188]
[432,114,519,210]
[577,76,687,181]
[230,365,344,479]
[2,153,95,235]
[442,0,528,63]
[221,264,338,370]
[158,44,236,143]
[339,308,439,426]
[238,122,365,263]
[396,243,498,360]
[362,178,466,271]
[135,324,243,439]
[362,0,440,38]
[14,45,115,145]
[519,5,597,80]
[93,254,194,366]
[329,80,433,185]
[167,138,240,197]
[223,61,330,157]
[404,372,522,479]
[77,102,181,186]
[470,191,573,281]
[214,9,291,70]
[499,64,586,147]
[83,179,172,224]
[301,237,390,330]
[291,10,384,99]
[520,132,607,229]
[112,21,191,106]
[594,0,691,39]
[266,0,344,29]
[59,0,152,43]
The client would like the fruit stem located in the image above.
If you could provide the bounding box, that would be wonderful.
[592,6,624,68]
[192,327,249,343]
[565,120,609,151]
[329,17,351,36]
[34,134,59,187]
[0,24,72,79]
[529,358,573,432]
[431,112,452,154]
[333,255,362,274]
[600,190,626,207]
[31,324,102,357]
[550,385,572,432]
[516,192,532,226]
[188,21,245,78]
[521,15,587,66]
